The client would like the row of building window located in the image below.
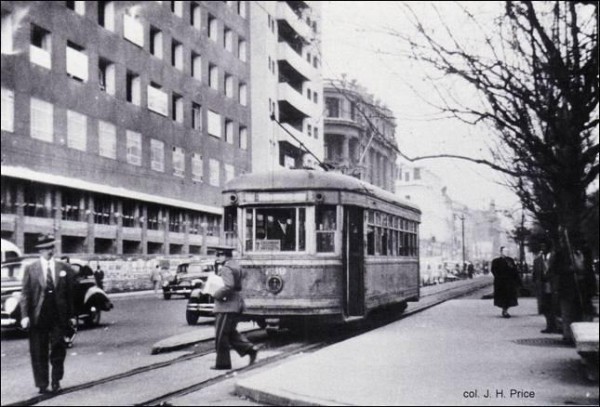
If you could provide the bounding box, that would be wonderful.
[19,21,250,107]
[1,178,221,235]
[0,90,243,186]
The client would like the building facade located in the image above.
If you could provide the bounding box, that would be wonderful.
[396,160,508,264]
[323,79,398,192]
[1,1,251,255]
[249,1,323,172]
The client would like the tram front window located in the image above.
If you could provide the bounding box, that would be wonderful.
[250,207,306,252]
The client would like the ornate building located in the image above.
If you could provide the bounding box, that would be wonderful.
[323,78,398,192]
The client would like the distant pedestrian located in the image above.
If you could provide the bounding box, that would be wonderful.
[212,249,258,370]
[151,265,162,295]
[94,265,105,290]
[491,246,520,318]
[20,234,75,394]
[467,263,474,279]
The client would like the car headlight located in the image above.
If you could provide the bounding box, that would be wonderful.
[5,296,19,314]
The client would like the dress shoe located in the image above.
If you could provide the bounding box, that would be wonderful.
[502,311,511,318]
[248,347,259,366]
[38,387,49,394]
[210,366,231,371]
[51,382,62,393]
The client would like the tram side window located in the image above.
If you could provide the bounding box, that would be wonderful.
[316,205,336,252]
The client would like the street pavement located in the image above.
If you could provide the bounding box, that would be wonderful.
[233,297,599,406]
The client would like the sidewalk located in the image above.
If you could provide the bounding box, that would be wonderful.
[235,297,599,406]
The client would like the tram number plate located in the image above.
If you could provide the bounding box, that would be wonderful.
[265,267,287,276]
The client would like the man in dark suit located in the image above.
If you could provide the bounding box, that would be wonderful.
[270,216,295,251]
[212,249,258,370]
[532,243,560,333]
[20,234,75,394]
[491,246,520,318]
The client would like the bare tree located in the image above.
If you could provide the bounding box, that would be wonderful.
[391,1,598,255]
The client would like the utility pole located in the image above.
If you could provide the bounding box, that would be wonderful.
[460,214,465,267]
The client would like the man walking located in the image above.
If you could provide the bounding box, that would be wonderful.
[212,249,258,370]
[20,234,75,394]
[491,246,520,318]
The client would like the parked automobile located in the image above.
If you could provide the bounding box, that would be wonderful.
[162,259,216,300]
[1,257,114,331]
[1,238,21,263]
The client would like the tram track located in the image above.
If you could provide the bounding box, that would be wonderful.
[7,277,492,406]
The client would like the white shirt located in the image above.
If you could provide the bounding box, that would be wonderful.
[39,256,56,283]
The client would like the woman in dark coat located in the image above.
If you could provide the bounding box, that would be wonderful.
[491,246,520,318]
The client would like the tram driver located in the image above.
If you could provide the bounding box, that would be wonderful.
[271,215,295,251]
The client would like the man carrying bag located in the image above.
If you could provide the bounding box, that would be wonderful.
[211,250,259,370]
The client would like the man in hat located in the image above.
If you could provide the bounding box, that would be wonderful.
[20,234,75,394]
[211,249,259,370]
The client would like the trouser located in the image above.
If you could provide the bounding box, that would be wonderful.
[214,313,254,369]
[29,296,66,389]
[541,292,559,331]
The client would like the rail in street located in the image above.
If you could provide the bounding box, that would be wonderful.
[5,277,493,406]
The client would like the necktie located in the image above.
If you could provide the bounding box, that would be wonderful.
[46,265,55,292]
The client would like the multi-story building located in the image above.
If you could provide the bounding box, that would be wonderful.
[323,79,398,192]
[1,1,251,255]
[249,1,323,172]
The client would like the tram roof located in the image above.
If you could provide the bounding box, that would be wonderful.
[224,169,420,213]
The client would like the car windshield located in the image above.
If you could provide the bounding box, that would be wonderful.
[188,263,214,274]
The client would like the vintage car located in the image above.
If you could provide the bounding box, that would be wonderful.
[186,283,216,325]
[1,257,114,330]
[162,259,216,300]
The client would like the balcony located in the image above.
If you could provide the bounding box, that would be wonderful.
[278,82,313,121]
[277,2,311,43]
[278,42,313,82]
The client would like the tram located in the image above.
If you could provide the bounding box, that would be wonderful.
[222,169,421,328]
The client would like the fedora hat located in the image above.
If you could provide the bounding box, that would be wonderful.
[34,234,56,250]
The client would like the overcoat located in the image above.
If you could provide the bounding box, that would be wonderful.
[491,256,520,308]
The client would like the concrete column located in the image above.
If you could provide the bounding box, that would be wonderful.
[341,136,350,167]
[183,211,190,255]
[54,190,62,255]
[163,208,170,255]
[15,183,24,251]
[87,194,94,254]
[141,204,148,255]
[201,221,208,256]
[116,200,123,255]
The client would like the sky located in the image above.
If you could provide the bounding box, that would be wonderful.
[321,1,521,211]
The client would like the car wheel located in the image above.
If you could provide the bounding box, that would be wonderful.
[85,310,101,327]
[163,292,171,300]
[186,310,199,325]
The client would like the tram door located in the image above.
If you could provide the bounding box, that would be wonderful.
[343,206,365,317]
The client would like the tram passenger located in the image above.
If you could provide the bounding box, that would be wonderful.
[212,249,259,370]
